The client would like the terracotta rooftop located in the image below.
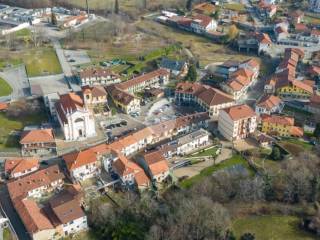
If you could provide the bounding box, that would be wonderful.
[261,114,294,126]
[143,151,169,176]
[63,149,97,171]
[5,158,39,177]
[82,85,107,98]
[7,165,65,200]
[193,2,215,13]
[118,68,169,91]
[222,104,256,121]
[256,95,283,111]
[20,128,55,144]
[192,14,214,27]
[107,85,136,106]
[79,67,118,79]
[13,198,53,234]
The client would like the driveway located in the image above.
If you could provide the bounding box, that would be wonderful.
[0,65,30,101]
[0,184,30,240]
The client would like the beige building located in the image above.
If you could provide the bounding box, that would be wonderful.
[218,104,257,141]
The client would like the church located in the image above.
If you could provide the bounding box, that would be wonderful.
[55,92,96,141]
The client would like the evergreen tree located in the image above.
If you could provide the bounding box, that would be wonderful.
[241,232,255,240]
[185,64,197,82]
[270,146,281,161]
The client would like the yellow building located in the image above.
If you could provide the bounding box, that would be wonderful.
[277,79,313,100]
[261,114,303,137]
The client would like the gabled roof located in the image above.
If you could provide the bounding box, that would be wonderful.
[192,14,214,27]
[256,95,283,111]
[58,92,84,112]
[79,67,118,79]
[13,198,54,234]
[5,158,39,176]
[20,128,55,144]
[112,155,141,177]
[143,151,169,176]
[117,68,169,91]
[8,165,65,200]
[231,67,254,79]
[82,85,107,98]
[261,114,294,126]
[107,85,137,106]
[63,149,97,171]
[222,104,256,121]
[241,58,260,69]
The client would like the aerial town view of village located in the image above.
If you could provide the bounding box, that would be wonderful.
[0,0,319,239]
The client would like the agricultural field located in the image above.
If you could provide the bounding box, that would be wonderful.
[233,215,316,240]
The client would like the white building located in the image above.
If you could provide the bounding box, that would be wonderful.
[63,149,100,182]
[190,14,217,33]
[55,92,96,141]
[218,104,257,141]
[4,158,39,179]
[79,68,120,86]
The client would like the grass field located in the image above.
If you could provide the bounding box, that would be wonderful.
[24,48,62,77]
[279,139,313,156]
[0,112,47,149]
[0,47,62,77]
[180,155,251,188]
[136,19,257,67]
[0,78,12,97]
[188,146,219,158]
[233,215,316,240]
[3,227,14,240]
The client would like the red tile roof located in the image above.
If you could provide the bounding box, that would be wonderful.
[257,95,283,111]
[192,14,214,27]
[143,151,169,176]
[20,128,55,144]
[63,149,97,171]
[79,68,118,79]
[7,165,65,200]
[82,85,107,98]
[222,104,256,121]
[261,114,294,126]
[4,158,39,177]
[0,102,8,111]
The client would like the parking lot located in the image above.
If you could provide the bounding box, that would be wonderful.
[64,49,91,67]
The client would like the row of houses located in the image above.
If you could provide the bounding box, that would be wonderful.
[6,164,87,240]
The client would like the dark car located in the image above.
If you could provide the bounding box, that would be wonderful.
[68,59,76,63]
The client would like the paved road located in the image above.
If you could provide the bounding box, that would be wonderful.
[0,65,30,102]
[0,184,30,240]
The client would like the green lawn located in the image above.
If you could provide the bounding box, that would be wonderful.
[188,146,219,158]
[0,58,22,69]
[15,28,31,38]
[233,215,316,240]
[0,112,47,149]
[180,155,252,188]
[0,78,12,97]
[24,48,62,77]
[284,139,313,150]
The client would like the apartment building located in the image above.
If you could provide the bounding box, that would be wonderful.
[4,158,39,179]
[78,68,120,86]
[218,104,257,141]
[175,82,235,118]
[255,94,284,115]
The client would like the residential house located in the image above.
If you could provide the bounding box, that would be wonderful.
[48,190,88,236]
[274,25,289,42]
[290,10,304,24]
[82,85,110,116]
[255,133,275,148]
[211,60,239,79]
[55,92,96,141]
[117,68,170,94]
[239,58,260,80]
[63,149,100,182]
[107,85,141,114]
[260,114,303,137]
[255,94,284,114]
[20,128,56,157]
[190,14,217,34]
[160,58,188,78]
[138,151,169,183]
[237,32,272,55]
[258,1,277,19]
[175,82,235,118]
[306,94,320,114]
[78,68,120,86]
[218,104,257,141]
[112,154,149,187]
[158,128,211,158]
[4,158,39,179]
[7,165,65,200]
